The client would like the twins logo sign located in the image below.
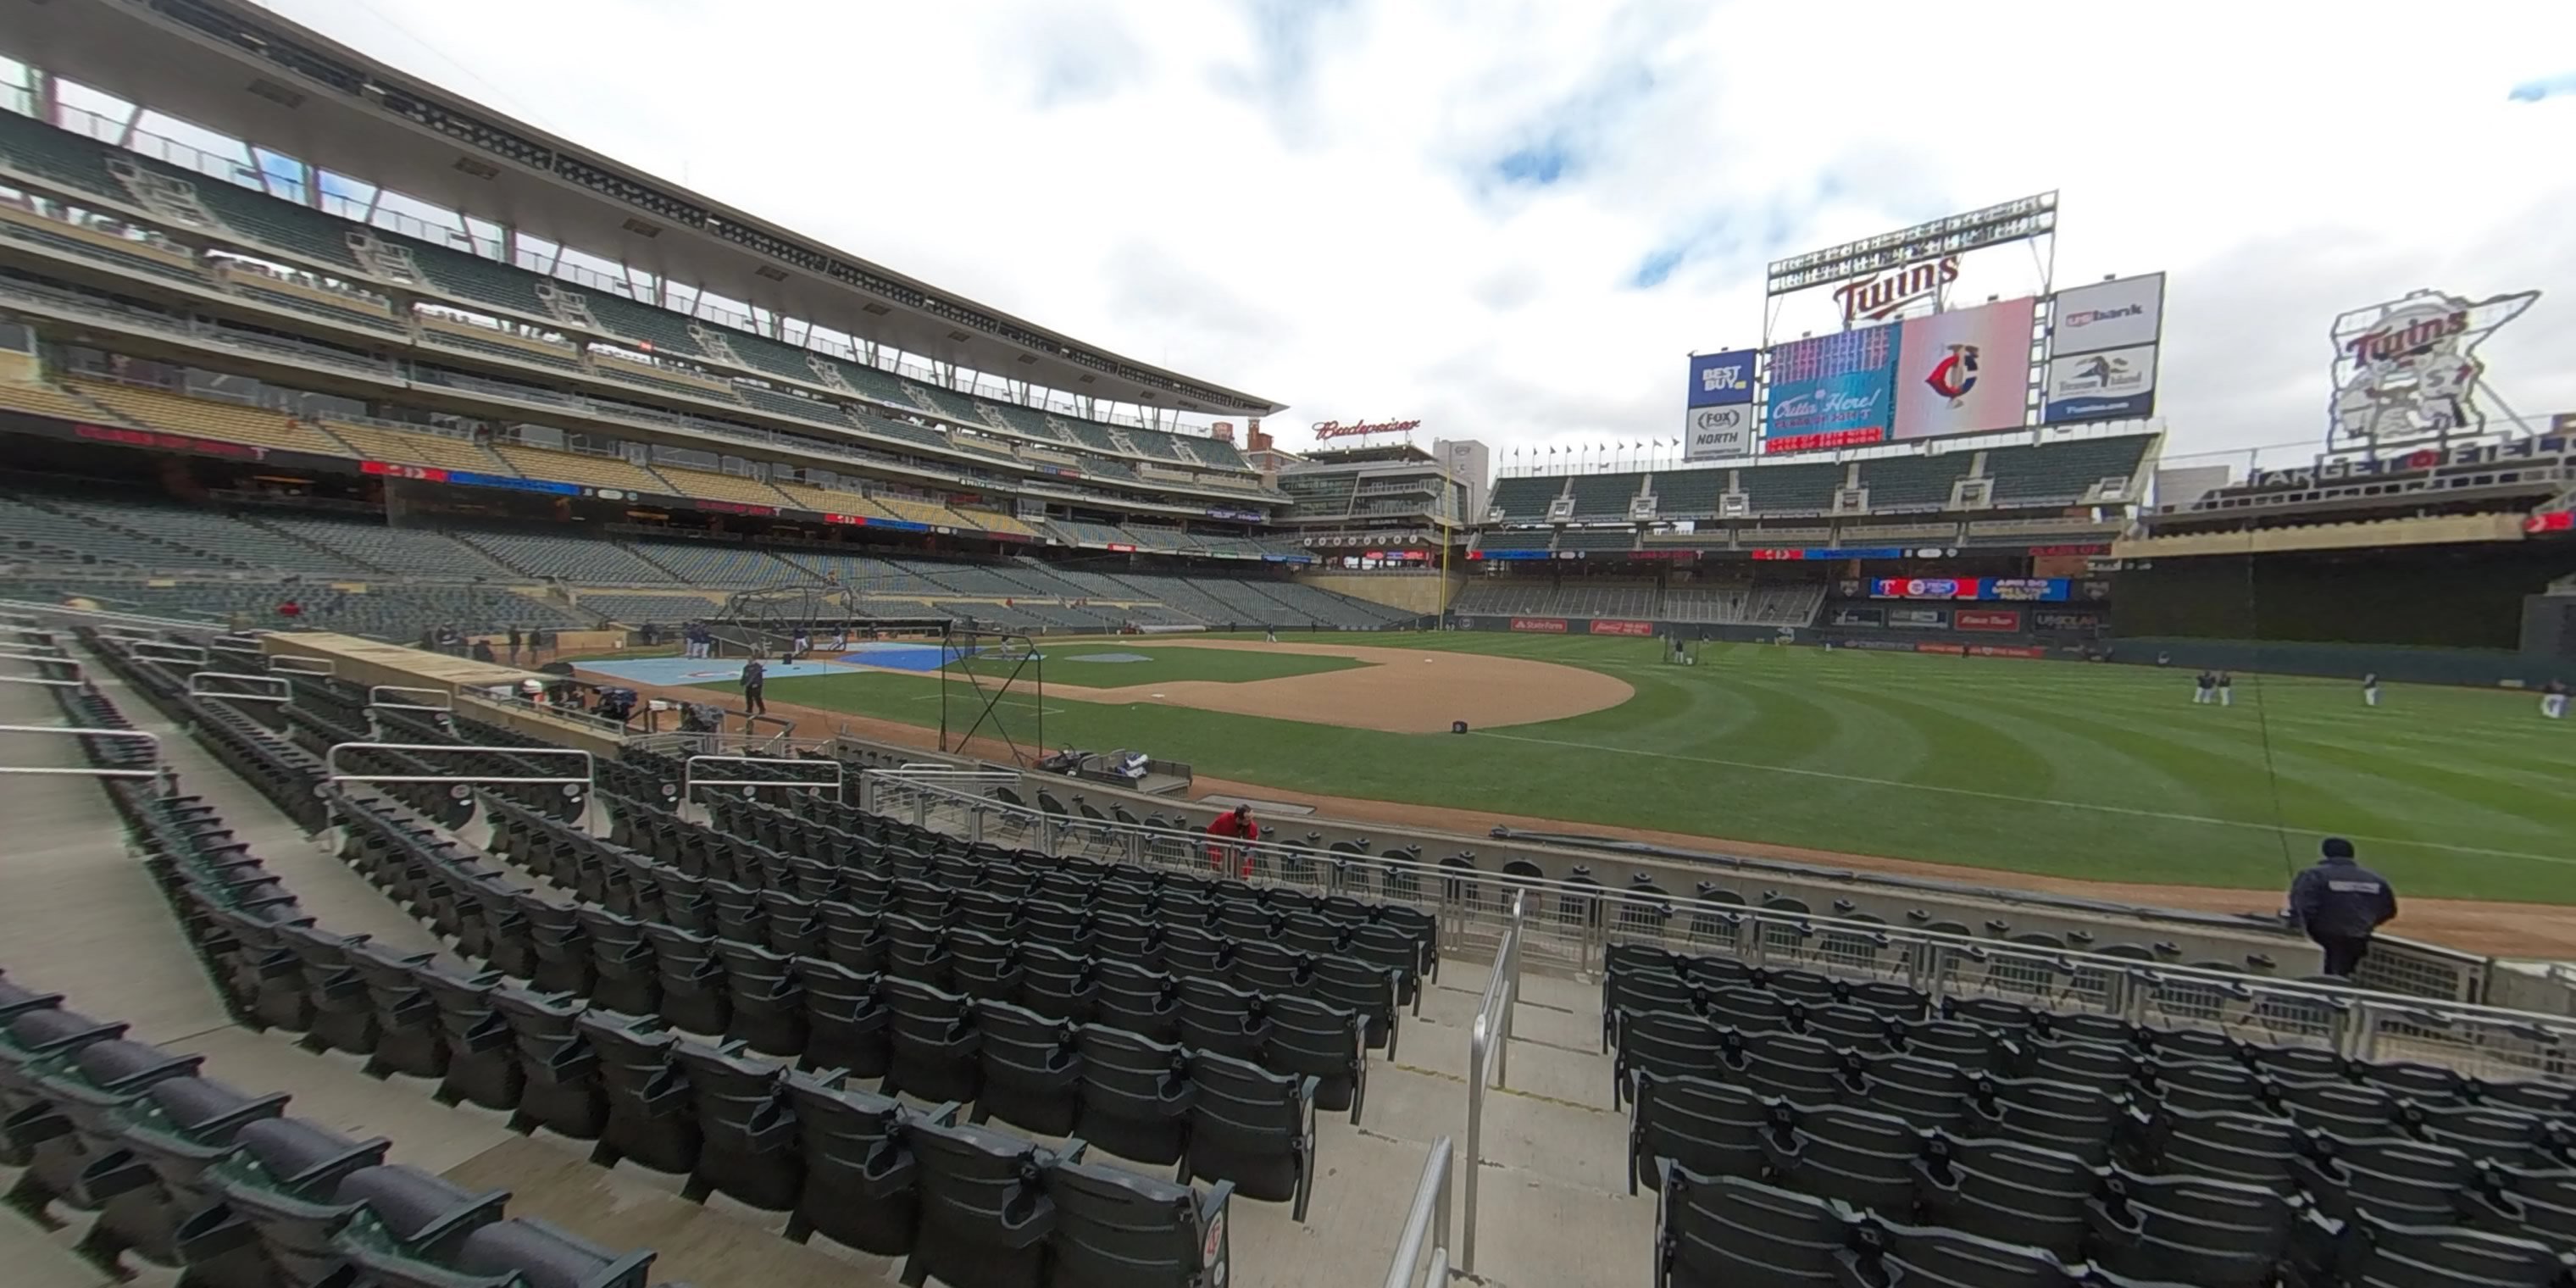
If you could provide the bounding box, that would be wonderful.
[1924,344,1980,404]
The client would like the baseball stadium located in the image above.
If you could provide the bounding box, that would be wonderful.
[0,4,2571,1288]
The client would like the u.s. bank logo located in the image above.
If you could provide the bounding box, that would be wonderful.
[1701,364,1749,394]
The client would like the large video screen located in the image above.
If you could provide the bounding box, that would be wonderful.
[1890,297,2036,440]
[1765,328,1898,450]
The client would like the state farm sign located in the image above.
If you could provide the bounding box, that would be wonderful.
[1311,419,1422,441]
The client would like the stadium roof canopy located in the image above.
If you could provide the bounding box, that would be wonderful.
[1293,444,1439,466]
[9,0,1280,419]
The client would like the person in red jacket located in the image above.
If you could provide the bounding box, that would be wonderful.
[1205,805,1260,877]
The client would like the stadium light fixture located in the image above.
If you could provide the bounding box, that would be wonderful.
[1764,192,2057,297]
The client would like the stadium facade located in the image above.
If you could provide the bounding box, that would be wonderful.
[0,0,1430,634]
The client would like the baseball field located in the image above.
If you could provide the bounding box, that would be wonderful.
[619,631,2576,916]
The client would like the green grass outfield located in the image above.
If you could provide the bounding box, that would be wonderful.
[699,632,2576,902]
[973,644,1365,686]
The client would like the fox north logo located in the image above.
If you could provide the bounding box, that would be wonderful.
[1924,344,1981,404]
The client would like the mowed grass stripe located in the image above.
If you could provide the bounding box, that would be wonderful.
[1897,672,2573,841]
[1859,671,2534,843]
[1465,729,2570,866]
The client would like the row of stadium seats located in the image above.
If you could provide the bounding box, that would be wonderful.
[86,639,1252,1287]
[0,501,1406,635]
[1600,945,2576,1287]
[1452,580,1822,626]
[11,654,682,1286]
[0,109,1256,476]
[2,578,594,636]
[10,249,1240,502]
[0,480,1357,591]
[1485,437,2155,522]
[230,685,1285,1279]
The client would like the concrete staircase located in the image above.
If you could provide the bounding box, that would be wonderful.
[2,648,1652,1288]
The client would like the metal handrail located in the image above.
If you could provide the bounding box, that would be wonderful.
[0,655,85,686]
[683,754,846,802]
[876,774,2576,1065]
[325,741,596,790]
[1462,891,1526,1275]
[0,641,69,658]
[1380,1136,1454,1288]
[0,724,167,787]
[130,641,211,665]
[368,685,455,713]
[186,671,293,704]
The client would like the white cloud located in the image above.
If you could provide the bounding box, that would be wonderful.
[247,0,2576,472]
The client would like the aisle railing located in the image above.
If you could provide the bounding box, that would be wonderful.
[1380,1137,1454,1288]
[863,771,2576,1082]
[1462,891,1526,1274]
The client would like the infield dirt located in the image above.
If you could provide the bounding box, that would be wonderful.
[1008,639,1633,733]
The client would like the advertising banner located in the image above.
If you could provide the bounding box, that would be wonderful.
[1874,576,1980,600]
[1891,296,2036,441]
[2043,343,2160,423]
[1766,328,1900,443]
[1870,576,2071,602]
[1988,577,2071,602]
[1686,350,1758,408]
[1919,642,2046,658]
[1765,427,1886,455]
[2032,608,2102,631]
[1509,618,1569,633]
[2050,273,2166,355]
[1956,608,2022,632]
[1889,608,1950,630]
[1684,403,1755,460]
[1828,606,1886,627]
[1588,619,1655,636]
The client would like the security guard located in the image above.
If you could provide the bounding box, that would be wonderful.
[2287,837,2397,977]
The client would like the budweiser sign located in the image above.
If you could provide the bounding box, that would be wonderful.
[1834,255,1958,325]
[1311,419,1422,440]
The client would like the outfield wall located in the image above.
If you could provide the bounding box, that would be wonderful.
[2105,637,2548,687]
[1452,613,2068,659]
[1453,613,2571,686]
[2115,545,2570,650]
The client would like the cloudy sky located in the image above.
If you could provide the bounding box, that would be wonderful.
[236,0,2576,472]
